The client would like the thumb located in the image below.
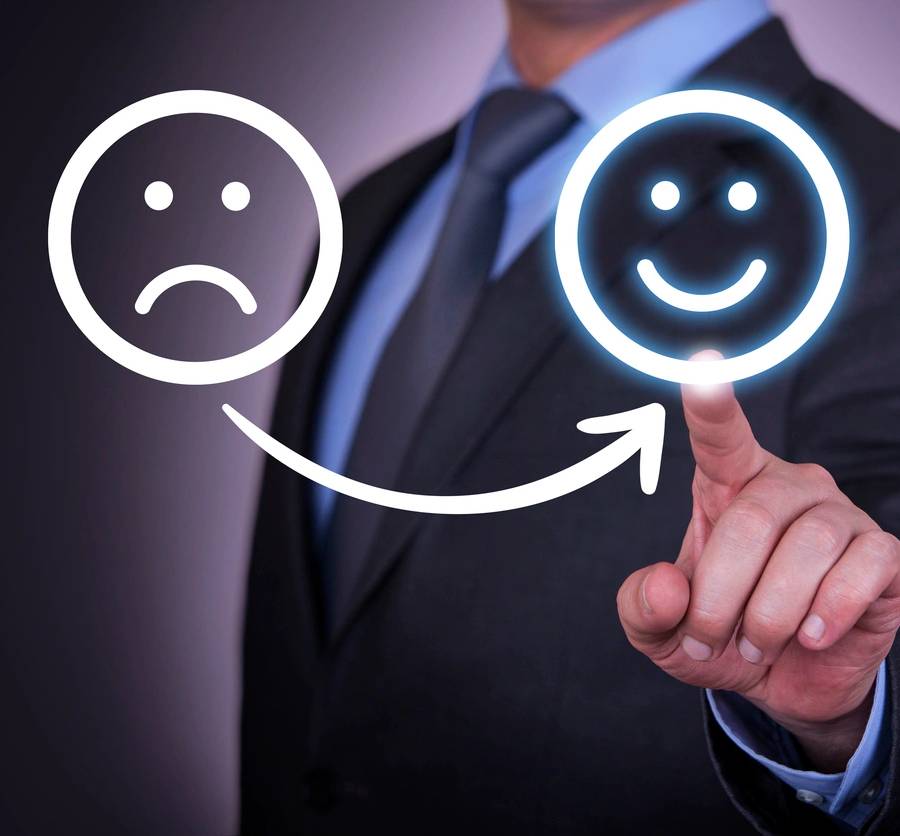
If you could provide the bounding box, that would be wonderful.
[617,562,690,659]
[681,350,768,489]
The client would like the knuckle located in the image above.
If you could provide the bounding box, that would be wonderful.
[791,514,844,558]
[820,575,869,615]
[742,605,793,644]
[745,469,791,503]
[724,498,778,548]
[797,462,836,491]
[688,603,732,639]
[856,530,899,566]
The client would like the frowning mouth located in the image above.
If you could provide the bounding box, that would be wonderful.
[134,264,257,315]
[636,257,767,313]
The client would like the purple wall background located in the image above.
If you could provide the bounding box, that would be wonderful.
[6,2,899,833]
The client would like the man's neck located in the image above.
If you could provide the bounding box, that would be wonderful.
[504,0,690,87]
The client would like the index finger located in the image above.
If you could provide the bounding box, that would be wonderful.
[681,350,768,489]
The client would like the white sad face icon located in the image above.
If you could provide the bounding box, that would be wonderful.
[555,90,851,385]
[48,90,342,385]
[134,179,258,317]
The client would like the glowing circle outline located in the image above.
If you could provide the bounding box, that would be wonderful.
[48,89,343,385]
[554,89,850,384]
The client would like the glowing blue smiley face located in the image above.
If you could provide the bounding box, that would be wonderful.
[637,178,767,313]
[554,90,851,385]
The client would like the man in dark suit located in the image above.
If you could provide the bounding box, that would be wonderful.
[241,0,900,832]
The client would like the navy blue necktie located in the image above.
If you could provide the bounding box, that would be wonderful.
[324,88,577,626]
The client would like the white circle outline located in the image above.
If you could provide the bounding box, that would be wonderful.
[48,90,343,385]
[554,90,850,384]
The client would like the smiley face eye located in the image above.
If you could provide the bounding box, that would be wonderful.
[222,181,251,211]
[728,180,758,212]
[650,180,680,211]
[144,180,173,211]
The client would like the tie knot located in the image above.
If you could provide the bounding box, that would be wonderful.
[463,87,577,184]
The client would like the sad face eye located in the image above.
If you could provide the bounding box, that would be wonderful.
[222,181,251,211]
[143,181,252,211]
[144,180,173,210]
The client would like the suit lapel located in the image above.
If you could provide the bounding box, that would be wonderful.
[268,127,457,643]
[330,19,815,643]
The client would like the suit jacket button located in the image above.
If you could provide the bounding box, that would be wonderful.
[302,768,339,812]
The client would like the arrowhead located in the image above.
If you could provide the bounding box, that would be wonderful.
[576,403,666,495]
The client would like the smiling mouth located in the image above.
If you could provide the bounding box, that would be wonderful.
[134,264,258,315]
[636,258,767,313]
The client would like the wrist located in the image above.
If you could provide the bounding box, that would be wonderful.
[759,686,876,773]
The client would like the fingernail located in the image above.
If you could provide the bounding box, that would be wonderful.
[639,576,654,615]
[682,635,713,661]
[801,614,826,642]
[738,636,764,664]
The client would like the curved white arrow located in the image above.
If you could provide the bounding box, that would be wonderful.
[222,401,665,515]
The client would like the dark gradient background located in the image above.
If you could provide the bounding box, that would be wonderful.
[5,2,899,833]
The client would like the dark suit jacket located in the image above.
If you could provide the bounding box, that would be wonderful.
[241,19,900,835]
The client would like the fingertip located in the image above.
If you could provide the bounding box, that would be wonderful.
[689,349,725,364]
[642,562,690,630]
[681,350,734,413]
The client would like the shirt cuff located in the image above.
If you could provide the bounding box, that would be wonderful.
[707,663,890,830]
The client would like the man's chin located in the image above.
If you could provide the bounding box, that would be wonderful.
[506,0,668,26]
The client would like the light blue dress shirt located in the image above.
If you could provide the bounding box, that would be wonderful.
[708,669,889,828]
[310,0,890,825]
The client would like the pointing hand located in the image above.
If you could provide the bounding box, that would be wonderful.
[617,355,900,771]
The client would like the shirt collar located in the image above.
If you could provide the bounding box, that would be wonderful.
[478,0,771,129]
